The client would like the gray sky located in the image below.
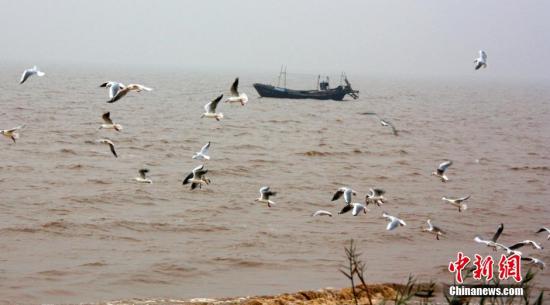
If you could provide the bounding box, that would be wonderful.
[1,0,549,80]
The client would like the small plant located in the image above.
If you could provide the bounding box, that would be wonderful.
[340,239,373,305]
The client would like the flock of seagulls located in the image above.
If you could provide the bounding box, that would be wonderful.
[4,50,547,275]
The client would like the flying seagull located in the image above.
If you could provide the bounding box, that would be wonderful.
[192,142,211,161]
[100,81,125,100]
[311,210,333,217]
[365,188,386,206]
[473,223,504,251]
[1,125,24,143]
[432,160,452,182]
[536,227,550,240]
[255,186,276,207]
[182,164,211,190]
[97,139,118,158]
[380,119,398,136]
[201,94,224,121]
[99,112,123,131]
[108,84,153,103]
[135,169,152,184]
[338,203,368,216]
[441,195,470,212]
[521,257,546,270]
[19,66,45,84]
[422,219,445,240]
[382,212,407,231]
[224,77,248,105]
[474,50,487,70]
[508,240,544,251]
[332,187,356,205]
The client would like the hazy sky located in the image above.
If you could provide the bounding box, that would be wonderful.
[1,0,549,80]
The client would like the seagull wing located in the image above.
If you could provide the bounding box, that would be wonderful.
[182,172,194,185]
[474,236,490,245]
[139,169,149,179]
[480,50,487,61]
[108,142,117,158]
[352,204,365,216]
[491,223,504,242]
[19,70,32,84]
[129,84,153,91]
[338,204,352,215]
[230,78,239,96]
[200,142,210,155]
[102,112,113,124]
[437,161,453,174]
[343,189,353,205]
[332,189,344,201]
[387,219,399,231]
[109,88,129,103]
[207,94,223,112]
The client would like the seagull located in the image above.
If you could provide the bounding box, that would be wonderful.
[182,164,211,190]
[1,125,24,143]
[97,139,118,158]
[331,187,357,205]
[99,112,123,131]
[473,223,504,251]
[192,142,211,161]
[108,84,153,103]
[201,94,224,121]
[521,257,546,270]
[432,160,452,182]
[100,81,125,100]
[536,227,550,240]
[338,203,368,216]
[441,195,470,212]
[135,169,152,184]
[382,212,407,231]
[508,240,544,251]
[255,186,276,207]
[224,78,248,105]
[19,66,45,84]
[380,119,398,136]
[365,188,386,206]
[312,210,333,217]
[474,50,487,70]
[422,219,445,240]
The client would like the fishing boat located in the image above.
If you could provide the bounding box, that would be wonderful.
[253,68,359,101]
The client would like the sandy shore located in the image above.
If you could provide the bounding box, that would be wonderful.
[82,284,434,305]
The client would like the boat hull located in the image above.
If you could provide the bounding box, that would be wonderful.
[253,83,350,101]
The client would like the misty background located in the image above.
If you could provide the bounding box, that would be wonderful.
[1,0,549,81]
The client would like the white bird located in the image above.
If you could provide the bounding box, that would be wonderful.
[97,139,118,158]
[422,219,445,240]
[382,212,407,231]
[19,66,45,84]
[182,164,211,190]
[380,119,398,136]
[201,94,224,121]
[224,77,248,105]
[100,81,125,100]
[192,142,211,161]
[474,50,487,70]
[312,210,333,217]
[521,257,546,270]
[441,195,470,212]
[339,203,368,216]
[99,112,123,132]
[1,125,24,143]
[473,223,504,251]
[508,240,544,251]
[331,187,357,205]
[255,186,276,207]
[536,227,550,240]
[432,160,452,182]
[365,188,386,206]
[108,84,153,103]
[135,169,152,184]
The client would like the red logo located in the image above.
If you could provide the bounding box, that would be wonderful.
[449,253,522,283]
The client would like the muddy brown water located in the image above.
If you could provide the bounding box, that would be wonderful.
[0,67,548,304]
